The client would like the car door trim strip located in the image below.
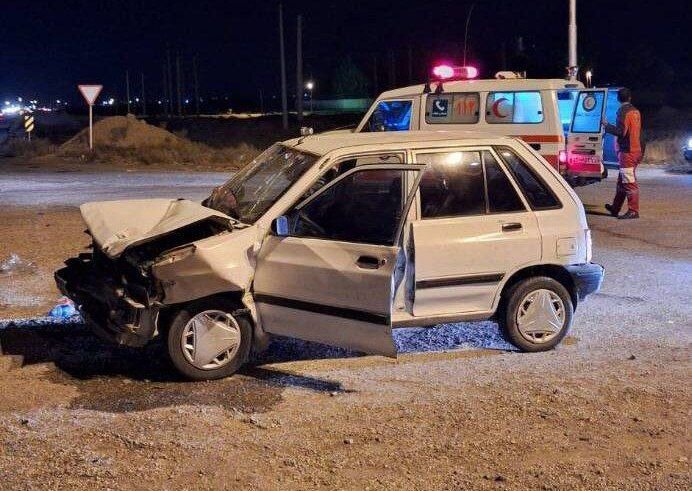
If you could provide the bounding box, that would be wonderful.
[416,273,505,289]
[254,293,390,325]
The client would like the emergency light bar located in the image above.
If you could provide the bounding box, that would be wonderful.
[432,65,478,81]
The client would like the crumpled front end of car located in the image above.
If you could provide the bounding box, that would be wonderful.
[55,248,160,347]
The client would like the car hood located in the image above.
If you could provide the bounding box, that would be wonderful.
[80,198,232,259]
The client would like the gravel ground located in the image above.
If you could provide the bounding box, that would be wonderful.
[0,166,689,490]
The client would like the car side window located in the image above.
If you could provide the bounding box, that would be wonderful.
[496,147,561,209]
[483,151,525,213]
[416,151,486,218]
[300,154,404,200]
[291,168,411,246]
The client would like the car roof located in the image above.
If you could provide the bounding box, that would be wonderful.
[284,130,518,156]
[375,78,585,99]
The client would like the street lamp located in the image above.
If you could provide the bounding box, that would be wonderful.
[585,69,592,88]
[305,81,314,113]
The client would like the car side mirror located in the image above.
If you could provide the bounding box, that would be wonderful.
[272,215,289,236]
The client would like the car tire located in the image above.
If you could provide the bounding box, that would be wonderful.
[499,276,573,352]
[166,298,252,380]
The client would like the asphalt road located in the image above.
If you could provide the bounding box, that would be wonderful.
[0,170,230,206]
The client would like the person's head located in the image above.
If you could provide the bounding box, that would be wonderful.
[617,88,632,103]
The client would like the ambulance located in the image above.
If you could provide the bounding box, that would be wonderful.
[353,66,610,186]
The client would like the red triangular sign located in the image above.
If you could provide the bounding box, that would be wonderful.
[78,84,103,105]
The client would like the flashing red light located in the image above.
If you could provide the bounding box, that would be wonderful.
[432,64,455,80]
[559,150,568,164]
[432,65,479,81]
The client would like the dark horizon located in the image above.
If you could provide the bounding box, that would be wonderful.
[1,0,688,108]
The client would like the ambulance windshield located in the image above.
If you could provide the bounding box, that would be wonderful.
[362,100,413,132]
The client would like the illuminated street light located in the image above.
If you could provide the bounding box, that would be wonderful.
[585,69,593,88]
[305,81,314,112]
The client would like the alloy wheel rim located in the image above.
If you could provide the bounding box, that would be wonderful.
[516,289,565,344]
[181,310,241,370]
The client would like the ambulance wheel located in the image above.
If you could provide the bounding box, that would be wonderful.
[499,277,573,352]
[167,298,252,380]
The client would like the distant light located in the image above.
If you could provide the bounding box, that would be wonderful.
[1,105,22,115]
[687,137,692,148]
[305,81,314,90]
[4,101,9,106]
[108,98,115,105]
[185,99,190,104]
[559,150,568,164]
[135,97,140,102]
[432,64,455,80]
[158,100,162,105]
[17,97,23,102]
[56,100,61,104]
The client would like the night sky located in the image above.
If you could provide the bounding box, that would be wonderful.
[1,0,688,106]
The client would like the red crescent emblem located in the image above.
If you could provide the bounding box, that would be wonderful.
[492,97,509,118]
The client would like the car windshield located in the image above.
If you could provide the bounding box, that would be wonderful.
[205,144,317,224]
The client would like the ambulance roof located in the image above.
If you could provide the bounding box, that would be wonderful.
[376,78,585,99]
[284,130,515,156]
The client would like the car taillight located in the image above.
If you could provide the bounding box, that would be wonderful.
[559,150,568,164]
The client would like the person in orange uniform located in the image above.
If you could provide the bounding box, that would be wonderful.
[602,88,643,219]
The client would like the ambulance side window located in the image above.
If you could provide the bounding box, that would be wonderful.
[425,93,480,124]
[486,91,543,124]
[362,100,413,132]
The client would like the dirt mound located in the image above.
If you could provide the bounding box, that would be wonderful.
[61,115,183,151]
[54,115,259,169]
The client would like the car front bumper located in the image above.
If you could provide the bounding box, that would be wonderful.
[566,263,604,302]
[55,254,158,347]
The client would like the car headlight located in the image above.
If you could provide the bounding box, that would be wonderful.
[155,244,196,266]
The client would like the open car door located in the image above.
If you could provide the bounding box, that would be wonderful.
[253,163,424,356]
[566,89,607,179]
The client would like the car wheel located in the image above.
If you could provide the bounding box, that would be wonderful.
[500,276,573,352]
[167,298,252,380]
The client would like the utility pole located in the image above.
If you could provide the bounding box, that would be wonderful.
[568,0,578,80]
[295,14,304,122]
[193,54,200,116]
[176,53,182,117]
[140,72,146,117]
[278,3,288,130]
[125,70,131,115]
[162,62,168,117]
[167,49,174,116]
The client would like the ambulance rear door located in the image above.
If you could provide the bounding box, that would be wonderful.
[566,89,607,180]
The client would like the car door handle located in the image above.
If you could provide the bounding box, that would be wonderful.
[356,255,383,269]
[502,222,523,232]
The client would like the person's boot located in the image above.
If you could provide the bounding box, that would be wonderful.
[604,203,619,217]
[618,210,639,219]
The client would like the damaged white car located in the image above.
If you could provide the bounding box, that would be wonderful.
[55,131,604,380]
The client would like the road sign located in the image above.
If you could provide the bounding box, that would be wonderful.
[24,114,35,141]
[78,85,103,105]
[78,84,103,150]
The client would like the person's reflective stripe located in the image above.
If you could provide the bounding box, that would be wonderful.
[620,166,636,183]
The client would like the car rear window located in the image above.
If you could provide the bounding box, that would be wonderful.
[496,147,561,210]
